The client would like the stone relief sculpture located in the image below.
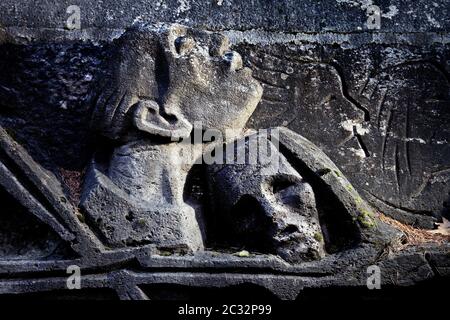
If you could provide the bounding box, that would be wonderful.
[81,23,263,253]
[0,23,448,300]
[243,44,450,229]
[81,24,381,263]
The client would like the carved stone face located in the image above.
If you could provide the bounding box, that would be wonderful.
[157,24,263,133]
[92,24,263,140]
[207,134,325,263]
[88,24,326,259]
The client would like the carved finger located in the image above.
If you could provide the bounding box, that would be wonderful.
[90,85,115,130]
[102,89,127,128]
[110,90,136,138]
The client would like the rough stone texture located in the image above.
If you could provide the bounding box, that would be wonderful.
[242,42,450,228]
[79,24,263,252]
[207,131,326,263]
[1,1,448,228]
[0,1,448,300]
[80,142,204,251]
[0,0,448,34]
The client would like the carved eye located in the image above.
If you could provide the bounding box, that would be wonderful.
[223,51,243,71]
[174,36,195,55]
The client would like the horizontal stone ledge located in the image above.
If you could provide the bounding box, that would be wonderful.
[0,0,448,33]
[3,27,450,46]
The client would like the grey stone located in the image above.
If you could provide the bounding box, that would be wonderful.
[80,143,204,251]
[242,43,450,228]
[207,131,326,263]
[90,23,262,140]
[81,24,262,252]
[1,8,448,228]
[0,0,448,36]
[0,13,448,300]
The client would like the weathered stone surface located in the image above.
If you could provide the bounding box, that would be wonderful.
[0,0,448,300]
[0,0,448,34]
[91,23,262,140]
[207,131,326,263]
[80,143,204,251]
[242,43,450,228]
[1,5,448,228]
[278,127,379,233]
[0,187,74,261]
[79,24,263,252]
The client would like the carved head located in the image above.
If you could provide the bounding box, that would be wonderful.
[91,23,263,140]
[207,134,325,263]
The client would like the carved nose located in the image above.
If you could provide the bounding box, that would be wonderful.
[224,51,243,71]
